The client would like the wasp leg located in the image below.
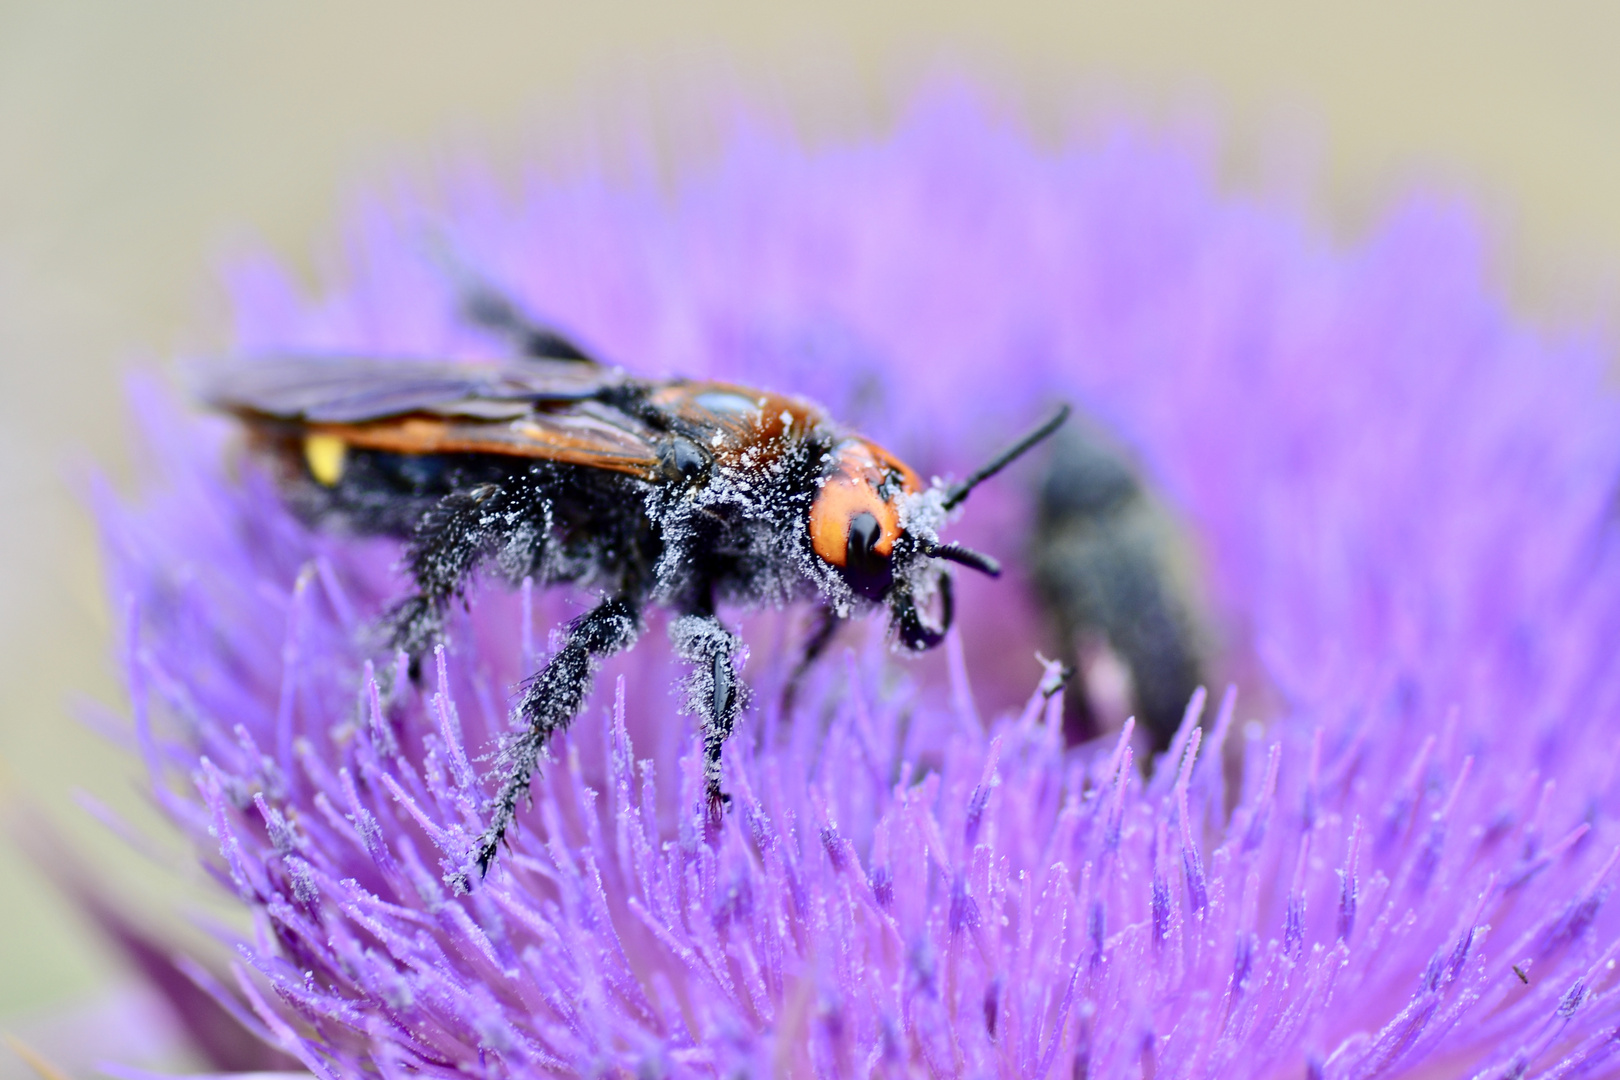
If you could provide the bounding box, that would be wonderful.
[781,604,843,715]
[387,478,547,663]
[669,614,744,830]
[457,597,641,889]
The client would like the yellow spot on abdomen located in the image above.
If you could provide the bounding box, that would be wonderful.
[303,433,347,486]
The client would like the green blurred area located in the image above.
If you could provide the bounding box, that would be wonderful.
[4,0,1620,1033]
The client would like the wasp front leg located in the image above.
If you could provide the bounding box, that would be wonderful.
[669,614,745,830]
[457,597,641,889]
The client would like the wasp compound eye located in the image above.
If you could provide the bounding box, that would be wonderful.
[847,511,881,565]
[842,510,892,600]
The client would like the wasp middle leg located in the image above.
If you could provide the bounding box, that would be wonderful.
[780,604,843,715]
[669,613,744,832]
[457,597,642,889]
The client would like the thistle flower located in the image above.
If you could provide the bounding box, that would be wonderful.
[95,95,1620,1078]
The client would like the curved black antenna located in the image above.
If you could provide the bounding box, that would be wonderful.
[942,403,1072,511]
[922,540,1002,578]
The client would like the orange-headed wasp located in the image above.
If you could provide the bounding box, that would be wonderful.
[198,287,1066,887]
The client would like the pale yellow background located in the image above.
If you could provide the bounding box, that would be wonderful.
[4,0,1620,1064]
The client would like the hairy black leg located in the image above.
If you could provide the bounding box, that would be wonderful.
[386,478,547,660]
[669,614,744,830]
[456,598,640,889]
[780,604,843,714]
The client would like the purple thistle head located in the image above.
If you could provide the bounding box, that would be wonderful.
[95,94,1620,1078]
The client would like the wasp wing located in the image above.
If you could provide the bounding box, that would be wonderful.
[196,356,662,479]
[192,355,627,423]
[313,405,663,479]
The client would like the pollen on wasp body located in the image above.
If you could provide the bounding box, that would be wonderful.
[197,289,1062,885]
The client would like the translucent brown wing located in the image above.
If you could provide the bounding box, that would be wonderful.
[303,406,662,479]
[197,356,662,479]
[192,355,629,422]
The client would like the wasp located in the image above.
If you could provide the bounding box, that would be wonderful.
[198,288,1066,887]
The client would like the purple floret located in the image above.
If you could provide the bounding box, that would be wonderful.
[98,93,1620,1078]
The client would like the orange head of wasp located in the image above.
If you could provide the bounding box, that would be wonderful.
[807,404,1071,651]
[808,439,917,603]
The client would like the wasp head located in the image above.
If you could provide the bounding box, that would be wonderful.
[806,406,1070,651]
[808,440,916,602]
[806,439,992,652]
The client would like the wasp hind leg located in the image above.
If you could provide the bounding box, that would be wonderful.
[455,597,641,890]
[386,476,547,668]
[670,614,744,836]
[459,281,600,364]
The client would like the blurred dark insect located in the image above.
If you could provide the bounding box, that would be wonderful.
[1031,424,1205,749]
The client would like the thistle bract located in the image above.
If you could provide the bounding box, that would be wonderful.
[100,97,1620,1078]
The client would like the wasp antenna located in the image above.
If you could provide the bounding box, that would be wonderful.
[924,541,1002,577]
[942,403,1071,510]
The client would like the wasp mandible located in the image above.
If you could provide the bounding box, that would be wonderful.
[198,287,1066,888]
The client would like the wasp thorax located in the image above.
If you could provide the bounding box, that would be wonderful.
[808,439,919,600]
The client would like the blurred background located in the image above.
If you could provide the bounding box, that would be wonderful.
[4,2,1620,1073]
